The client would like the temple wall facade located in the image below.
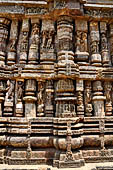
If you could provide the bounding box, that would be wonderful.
[0,0,113,169]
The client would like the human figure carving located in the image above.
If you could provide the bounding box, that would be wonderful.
[31,23,40,45]
[5,80,14,102]
[17,81,24,100]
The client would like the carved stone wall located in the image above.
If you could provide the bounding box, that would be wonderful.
[0,0,113,169]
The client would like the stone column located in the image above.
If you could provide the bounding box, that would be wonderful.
[75,20,89,65]
[23,79,37,118]
[7,19,18,65]
[100,22,110,67]
[0,18,10,65]
[28,18,40,64]
[92,81,105,117]
[19,19,29,64]
[76,80,84,117]
[55,16,78,118]
[90,22,102,66]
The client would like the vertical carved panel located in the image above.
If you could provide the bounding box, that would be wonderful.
[28,19,40,64]
[100,22,110,66]
[19,19,29,64]
[55,79,76,118]
[84,81,93,117]
[37,81,45,117]
[45,80,54,117]
[75,20,89,64]
[90,22,101,66]
[76,80,84,117]
[104,82,112,116]
[7,19,18,65]
[4,80,15,116]
[92,81,105,117]
[40,20,55,65]
[0,18,10,65]
[23,79,37,117]
[15,80,24,117]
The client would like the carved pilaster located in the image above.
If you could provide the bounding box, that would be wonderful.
[76,80,84,117]
[19,19,29,64]
[40,20,55,65]
[90,22,102,66]
[15,79,24,117]
[92,81,105,117]
[28,19,40,64]
[45,80,54,117]
[37,81,45,117]
[56,16,79,77]
[104,82,112,116]
[75,20,89,65]
[109,24,113,65]
[0,18,10,65]
[0,80,6,116]
[7,20,18,65]
[100,22,110,67]
[84,81,93,117]
[23,79,37,117]
[4,80,15,116]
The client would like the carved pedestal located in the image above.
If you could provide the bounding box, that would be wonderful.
[53,118,84,168]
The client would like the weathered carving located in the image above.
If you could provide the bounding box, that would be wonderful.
[100,22,110,66]
[76,80,84,117]
[19,19,29,64]
[92,81,105,117]
[4,80,15,116]
[15,80,24,117]
[37,81,45,117]
[23,79,37,117]
[75,20,89,64]
[28,19,40,64]
[90,22,102,66]
[104,82,112,116]
[5,80,15,102]
[84,81,93,116]
[0,1,113,169]
[26,7,47,15]
[40,20,55,64]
